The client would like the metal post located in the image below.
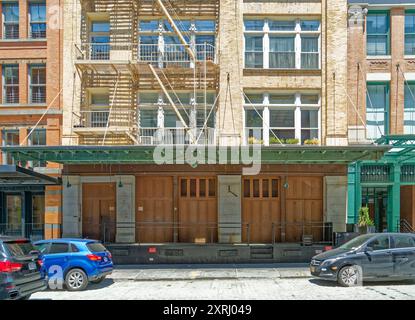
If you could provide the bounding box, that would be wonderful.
[388,164,401,232]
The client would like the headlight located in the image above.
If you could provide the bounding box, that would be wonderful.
[321,258,338,266]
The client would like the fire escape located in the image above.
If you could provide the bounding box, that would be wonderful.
[72,0,220,146]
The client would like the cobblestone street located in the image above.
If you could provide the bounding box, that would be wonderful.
[31,265,415,300]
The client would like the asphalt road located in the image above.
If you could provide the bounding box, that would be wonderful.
[31,265,415,300]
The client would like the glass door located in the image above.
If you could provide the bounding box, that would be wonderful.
[6,194,22,236]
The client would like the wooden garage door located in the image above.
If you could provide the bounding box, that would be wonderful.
[136,177,174,243]
[285,177,323,243]
[242,177,281,243]
[82,183,116,242]
[179,177,217,243]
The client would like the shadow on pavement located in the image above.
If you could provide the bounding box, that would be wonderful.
[43,278,115,292]
[309,278,415,288]
[115,263,309,270]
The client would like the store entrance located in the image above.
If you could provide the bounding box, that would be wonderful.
[362,187,388,232]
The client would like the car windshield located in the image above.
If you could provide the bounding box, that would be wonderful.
[87,242,108,253]
[4,241,35,257]
[338,234,374,250]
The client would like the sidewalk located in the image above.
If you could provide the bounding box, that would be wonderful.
[109,264,311,281]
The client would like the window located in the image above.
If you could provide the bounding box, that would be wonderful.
[2,2,19,39]
[245,109,263,142]
[35,242,50,254]
[404,82,415,134]
[87,92,109,128]
[301,110,319,143]
[138,19,216,65]
[301,36,319,69]
[366,235,390,251]
[367,12,390,56]
[48,243,69,254]
[3,65,19,104]
[366,82,389,139]
[138,91,216,129]
[405,13,415,55]
[393,235,415,249]
[244,19,320,69]
[70,244,80,252]
[29,129,46,167]
[243,178,279,198]
[90,21,110,60]
[29,2,46,39]
[2,130,19,164]
[244,92,320,145]
[32,194,45,228]
[245,35,263,68]
[29,64,46,104]
[269,36,295,69]
[180,178,216,198]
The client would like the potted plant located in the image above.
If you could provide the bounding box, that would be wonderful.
[357,206,375,234]
[269,137,282,145]
[304,138,320,145]
[284,138,300,145]
[248,137,263,145]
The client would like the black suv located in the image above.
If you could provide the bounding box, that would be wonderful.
[0,237,47,300]
[310,233,415,287]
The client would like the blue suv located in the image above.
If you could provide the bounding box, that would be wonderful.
[34,239,113,291]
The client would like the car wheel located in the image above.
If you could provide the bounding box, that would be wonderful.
[337,265,361,287]
[65,268,89,291]
[90,276,105,284]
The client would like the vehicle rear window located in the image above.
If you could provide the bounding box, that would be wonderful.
[49,243,70,254]
[4,242,35,257]
[87,242,108,253]
[393,235,415,248]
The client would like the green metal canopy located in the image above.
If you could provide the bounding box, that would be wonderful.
[1,145,390,165]
[375,135,415,164]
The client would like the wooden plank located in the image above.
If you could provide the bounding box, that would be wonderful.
[178,177,217,243]
[136,176,174,243]
[82,183,116,242]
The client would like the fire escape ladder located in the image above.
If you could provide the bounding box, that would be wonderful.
[102,72,121,145]
[155,0,196,62]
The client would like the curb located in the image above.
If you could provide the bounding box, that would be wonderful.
[110,275,312,282]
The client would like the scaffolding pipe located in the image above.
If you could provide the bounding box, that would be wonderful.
[155,0,196,62]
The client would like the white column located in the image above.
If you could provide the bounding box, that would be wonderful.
[263,93,270,146]
[295,93,302,143]
[263,20,269,69]
[62,176,81,238]
[295,19,301,69]
[116,176,135,243]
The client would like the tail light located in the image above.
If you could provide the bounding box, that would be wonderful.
[0,261,23,273]
[37,259,44,267]
[86,254,102,261]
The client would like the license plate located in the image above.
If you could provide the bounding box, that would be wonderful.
[310,266,316,273]
[28,262,37,271]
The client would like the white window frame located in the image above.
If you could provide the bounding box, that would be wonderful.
[243,18,321,70]
[243,92,321,145]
